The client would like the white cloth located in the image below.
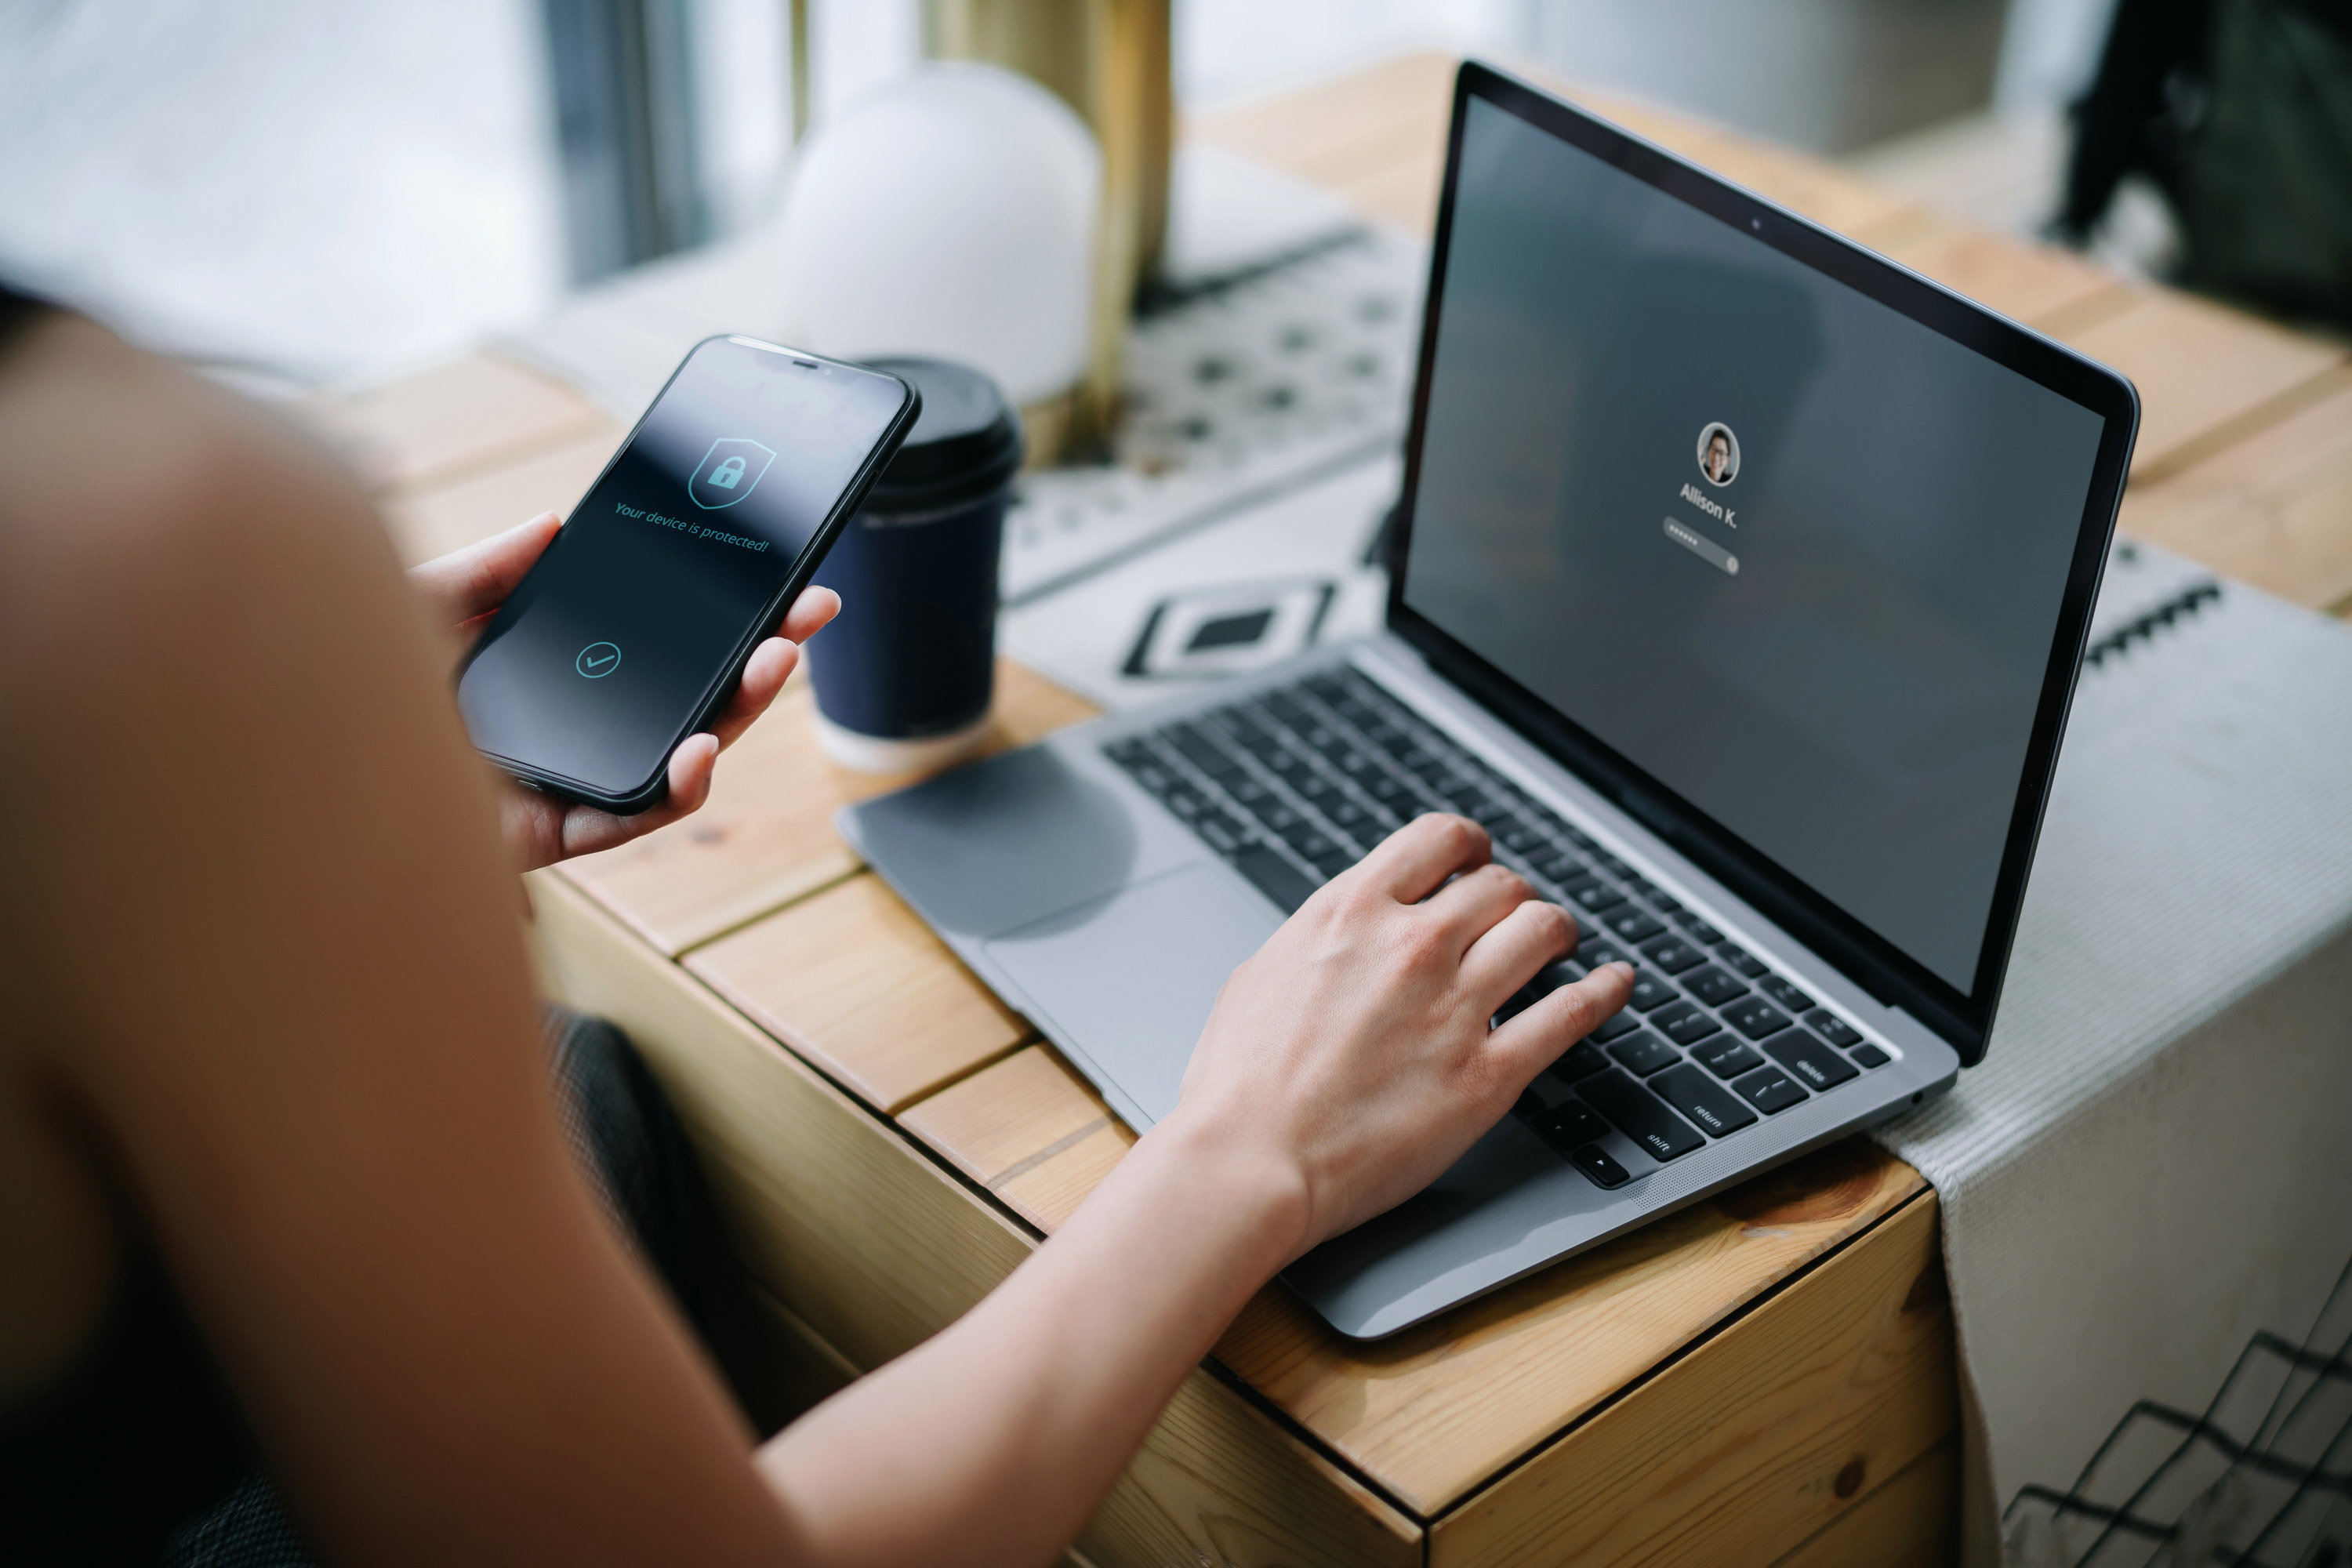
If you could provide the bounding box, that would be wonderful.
[1870,541,2352,1567]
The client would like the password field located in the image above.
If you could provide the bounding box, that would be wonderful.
[1663,516,1739,575]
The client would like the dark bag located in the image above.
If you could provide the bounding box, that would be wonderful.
[2060,0,2352,331]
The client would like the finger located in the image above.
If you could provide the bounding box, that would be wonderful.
[662,731,719,818]
[777,584,840,644]
[1460,896,1577,1007]
[1420,862,1537,953]
[1486,960,1637,1080]
[706,637,799,750]
[1351,813,1490,905]
[550,735,718,860]
[408,512,561,625]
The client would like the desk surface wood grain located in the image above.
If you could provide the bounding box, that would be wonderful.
[296,350,612,498]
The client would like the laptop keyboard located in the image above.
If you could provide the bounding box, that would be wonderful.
[1101,665,1891,1190]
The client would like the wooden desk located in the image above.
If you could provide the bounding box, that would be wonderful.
[295,51,2352,1568]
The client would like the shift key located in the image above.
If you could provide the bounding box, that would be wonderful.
[1579,1069,1708,1162]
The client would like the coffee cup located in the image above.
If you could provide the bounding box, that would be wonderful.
[808,357,1024,772]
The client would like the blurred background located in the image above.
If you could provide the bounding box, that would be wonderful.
[0,0,2180,394]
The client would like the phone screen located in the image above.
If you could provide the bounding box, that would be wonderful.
[457,338,914,804]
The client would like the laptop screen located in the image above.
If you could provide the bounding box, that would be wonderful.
[1398,89,2114,1003]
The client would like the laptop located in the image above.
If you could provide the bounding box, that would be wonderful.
[840,61,2139,1339]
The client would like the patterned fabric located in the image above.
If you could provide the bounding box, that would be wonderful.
[158,1478,312,1568]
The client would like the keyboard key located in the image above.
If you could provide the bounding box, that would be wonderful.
[1716,943,1770,979]
[1193,812,1245,853]
[1232,844,1314,913]
[1597,855,1635,879]
[1256,802,1305,834]
[1648,891,1685,915]
[1639,936,1706,974]
[1692,1035,1766,1079]
[1549,1038,1611,1083]
[1764,1032,1860,1091]
[1265,751,1317,786]
[1534,1099,1611,1152]
[1606,1031,1680,1076]
[1653,1063,1759,1138]
[1565,1142,1632,1189]
[1626,971,1678,1011]
[1436,781,1491,812]
[1808,1014,1864,1049]
[1263,691,1314,728]
[1210,705,1262,741]
[1285,827,1342,861]
[1724,997,1794,1040]
[1760,976,1816,1013]
[1574,943,1626,971]
[1164,723,1243,779]
[1325,798,1378,836]
[1293,770,1342,804]
[1563,827,1598,852]
[1497,820,1548,855]
[1732,1065,1809,1114]
[1591,1010,1642,1043]
[1105,736,1150,767]
[1523,806,1573,840]
[1228,774,1276,808]
[1650,1000,1722,1047]
[1849,1044,1890,1069]
[1532,850,1588,883]
[1682,964,1750,1007]
[1568,880,1627,913]
[1603,908,1668,943]
[1527,960,1584,997]
[1674,914,1726,944]
[1581,1070,1707,1162]
[1310,849,1357,879]
[1160,786,1207,818]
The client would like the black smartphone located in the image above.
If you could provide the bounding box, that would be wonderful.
[456,336,920,812]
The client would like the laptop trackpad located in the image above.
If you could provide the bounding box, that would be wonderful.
[985,863,1283,1127]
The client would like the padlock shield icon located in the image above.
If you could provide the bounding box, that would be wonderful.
[688,437,776,510]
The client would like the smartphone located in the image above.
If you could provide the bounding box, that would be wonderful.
[456,336,920,812]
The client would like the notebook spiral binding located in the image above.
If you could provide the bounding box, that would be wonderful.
[2002,1252,2352,1567]
[2084,580,2227,670]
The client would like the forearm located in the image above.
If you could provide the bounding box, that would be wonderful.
[754,1112,1305,1566]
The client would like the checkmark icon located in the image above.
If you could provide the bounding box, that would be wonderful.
[575,641,622,678]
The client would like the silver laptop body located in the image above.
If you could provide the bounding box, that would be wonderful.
[841,62,2138,1338]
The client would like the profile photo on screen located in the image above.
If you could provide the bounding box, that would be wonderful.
[1697,422,1740,485]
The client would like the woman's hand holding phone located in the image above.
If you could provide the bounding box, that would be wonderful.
[410,511,839,872]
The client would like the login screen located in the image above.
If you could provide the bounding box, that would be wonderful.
[1400,97,2107,992]
[458,339,909,799]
